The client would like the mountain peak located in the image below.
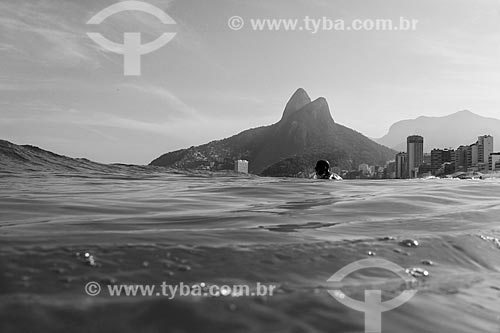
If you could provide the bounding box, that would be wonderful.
[449,110,477,117]
[281,88,311,121]
[311,97,328,109]
[296,97,335,123]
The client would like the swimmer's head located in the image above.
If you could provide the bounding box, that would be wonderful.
[315,160,330,177]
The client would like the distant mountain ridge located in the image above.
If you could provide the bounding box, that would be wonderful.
[150,89,396,176]
[375,110,500,152]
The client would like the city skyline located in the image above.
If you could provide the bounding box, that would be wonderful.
[391,133,497,179]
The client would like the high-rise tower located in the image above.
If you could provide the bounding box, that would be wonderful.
[407,135,424,178]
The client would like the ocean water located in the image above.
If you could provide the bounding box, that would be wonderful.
[1,166,500,332]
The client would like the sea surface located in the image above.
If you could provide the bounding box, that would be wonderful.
[1,164,500,332]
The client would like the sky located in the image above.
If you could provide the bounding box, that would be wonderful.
[2,0,500,164]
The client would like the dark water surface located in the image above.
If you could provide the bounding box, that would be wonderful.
[1,168,500,332]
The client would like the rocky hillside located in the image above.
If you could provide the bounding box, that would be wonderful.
[150,89,396,176]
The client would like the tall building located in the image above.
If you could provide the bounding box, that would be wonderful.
[407,135,424,178]
[234,160,249,174]
[469,143,478,167]
[431,148,455,175]
[466,145,472,168]
[478,135,494,165]
[395,152,408,179]
[489,153,500,172]
[431,149,442,175]
[455,146,468,172]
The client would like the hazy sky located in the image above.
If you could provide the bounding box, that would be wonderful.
[2,0,500,164]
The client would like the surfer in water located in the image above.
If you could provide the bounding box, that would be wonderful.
[312,160,342,180]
